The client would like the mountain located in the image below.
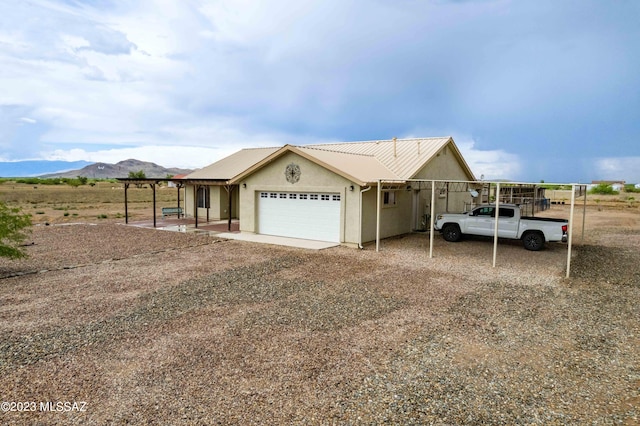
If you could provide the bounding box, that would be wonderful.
[39,159,193,179]
[0,160,92,177]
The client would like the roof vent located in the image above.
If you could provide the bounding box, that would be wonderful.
[393,137,397,157]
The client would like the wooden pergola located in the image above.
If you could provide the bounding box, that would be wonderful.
[116,178,237,231]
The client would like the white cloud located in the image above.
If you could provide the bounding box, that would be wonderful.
[594,157,640,183]
[455,137,522,181]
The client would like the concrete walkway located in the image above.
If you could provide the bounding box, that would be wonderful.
[214,232,340,250]
[126,219,339,250]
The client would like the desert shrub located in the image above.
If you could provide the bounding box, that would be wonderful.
[97,214,108,219]
[0,202,32,258]
[589,184,619,195]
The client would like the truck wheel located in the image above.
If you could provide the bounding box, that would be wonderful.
[522,232,545,251]
[442,224,462,242]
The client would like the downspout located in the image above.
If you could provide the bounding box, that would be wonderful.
[358,185,372,249]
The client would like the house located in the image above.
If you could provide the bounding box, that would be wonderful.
[591,180,626,192]
[181,137,476,246]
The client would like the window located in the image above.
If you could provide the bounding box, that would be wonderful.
[498,207,515,218]
[197,187,210,208]
[279,193,287,199]
[310,194,319,200]
[289,193,297,199]
[260,192,268,198]
[332,194,340,201]
[383,191,396,206]
[321,194,330,201]
[474,207,493,217]
[270,193,277,198]
[300,194,308,200]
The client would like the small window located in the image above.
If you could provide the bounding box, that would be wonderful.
[332,194,340,201]
[321,194,330,201]
[289,193,297,199]
[279,193,287,199]
[383,191,396,206]
[197,187,210,208]
[260,192,268,198]
[270,193,277,199]
[300,194,308,200]
[310,194,319,200]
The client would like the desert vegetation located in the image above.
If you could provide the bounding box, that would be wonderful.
[0,179,179,225]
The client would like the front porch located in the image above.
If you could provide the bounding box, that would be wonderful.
[126,217,240,234]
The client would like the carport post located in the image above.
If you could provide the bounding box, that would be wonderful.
[429,180,436,258]
[582,186,587,242]
[492,182,500,268]
[376,180,381,252]
[566,184,576,278]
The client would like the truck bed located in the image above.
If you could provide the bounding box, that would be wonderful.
[521,216,568,223]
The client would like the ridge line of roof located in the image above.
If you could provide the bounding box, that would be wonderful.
[297,145,376,157]
[306,136,451,146]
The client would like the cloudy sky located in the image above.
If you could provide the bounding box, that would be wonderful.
[1,0,638,183]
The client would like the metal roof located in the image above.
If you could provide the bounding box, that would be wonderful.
[304,137,459,180]
[184,147,280,180]
[184,137,475,186]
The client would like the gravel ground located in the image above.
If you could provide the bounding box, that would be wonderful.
[0,206,639,425]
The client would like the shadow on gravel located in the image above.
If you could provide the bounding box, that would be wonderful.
[570,244,640,286]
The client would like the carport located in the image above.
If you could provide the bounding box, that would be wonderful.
[375,179,587,278]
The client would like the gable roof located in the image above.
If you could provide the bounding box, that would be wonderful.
[184,147,280,181]
[186,137,475,186]
[305,137,475,181]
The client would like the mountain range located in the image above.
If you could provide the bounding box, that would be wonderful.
[0,159,193,179]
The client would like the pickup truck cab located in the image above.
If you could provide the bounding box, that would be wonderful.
[434,204,568,251]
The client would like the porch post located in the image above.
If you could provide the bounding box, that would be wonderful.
[152,182,157,228]
[124,183,129,224]
[226,185,233,231]
[176,184,181,217]
[195,185,199,229]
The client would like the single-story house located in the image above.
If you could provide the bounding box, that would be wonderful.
[590,180,626,192]
[180,137,476,247]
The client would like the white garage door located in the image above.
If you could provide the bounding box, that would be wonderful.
[258,192,341,242]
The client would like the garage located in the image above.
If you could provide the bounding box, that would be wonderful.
[258,192,341,242]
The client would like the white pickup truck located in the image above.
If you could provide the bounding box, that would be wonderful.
[434,204,568,251]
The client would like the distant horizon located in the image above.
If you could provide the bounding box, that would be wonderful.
[1,158,637,185]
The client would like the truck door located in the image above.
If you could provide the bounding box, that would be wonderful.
[467,206,495,236]
[496,207,519,238]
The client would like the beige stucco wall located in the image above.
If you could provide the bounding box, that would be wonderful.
[238,152,362,245]
[412,144,474,215]
[184,185,239,220]
[359,144,475,243]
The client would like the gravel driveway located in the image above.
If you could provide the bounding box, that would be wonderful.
[1,206,638,425]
